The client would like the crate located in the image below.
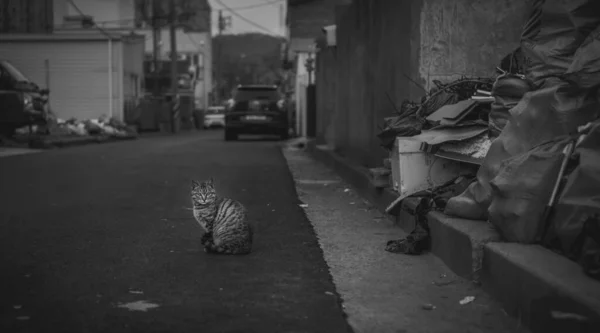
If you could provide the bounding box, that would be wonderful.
[390,137,467,197]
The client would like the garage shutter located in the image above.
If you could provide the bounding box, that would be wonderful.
[0,40,113,121]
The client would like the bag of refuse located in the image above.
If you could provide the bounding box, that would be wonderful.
[83,120,103,135]
[445,81,600,220]
[101,125,117,135]
[444,0,600,222]
[543,121,600,280]
[499,47,527,74]
[108,117,128,130]
[489,74,534,139]
[521,0,600,86]
[487,137,572,243]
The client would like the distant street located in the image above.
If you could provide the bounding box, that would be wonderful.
[0,131,351,333]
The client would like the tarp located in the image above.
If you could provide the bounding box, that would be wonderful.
[444,0,600,247]
[488,74,533,138]
[544,120,600,268]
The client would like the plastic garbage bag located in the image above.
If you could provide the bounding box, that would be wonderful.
[543,121,600,276]
[487,136,572,243]
[521,0,600,86]
[445,0,600,223]
[489,74,534,138]
[83,120,103,135]
[563,23,600,90]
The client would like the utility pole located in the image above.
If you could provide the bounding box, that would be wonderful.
[151,0,160,96]
[169,0,178,133]
[215,10,223,105]
[215,10,231,105]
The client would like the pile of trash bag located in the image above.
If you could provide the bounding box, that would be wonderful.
[377,77,494,151]
[444,0,600,280]
[14,115,135,138]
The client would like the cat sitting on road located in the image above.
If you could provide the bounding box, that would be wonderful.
[191,178,253,255]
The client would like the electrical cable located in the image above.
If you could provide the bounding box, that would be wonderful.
[227,0,284,11]
[67,0,112,37]
[213,0,279,35]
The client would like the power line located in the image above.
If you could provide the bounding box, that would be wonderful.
[67,0,112,37]
[227,0,284,11]
[95,0,283,24]
[213,0,278,36]
[185,33,206,51]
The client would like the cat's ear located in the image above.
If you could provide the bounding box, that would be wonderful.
[208,177,214,185]
[191,179,200,188]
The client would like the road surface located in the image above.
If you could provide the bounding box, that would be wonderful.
[0,131,352,333]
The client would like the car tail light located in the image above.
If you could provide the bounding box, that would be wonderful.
[22,93,34,111]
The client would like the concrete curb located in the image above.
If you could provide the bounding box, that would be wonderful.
[306,141,600,333]
[308,143,397,214]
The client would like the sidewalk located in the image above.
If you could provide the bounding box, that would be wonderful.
[303,140,600,333]
[0,147,44,158]
[281,144,524,333]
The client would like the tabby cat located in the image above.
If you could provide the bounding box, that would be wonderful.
[191,178,253,255]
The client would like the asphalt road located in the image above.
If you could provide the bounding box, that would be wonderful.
[0,131,352,333]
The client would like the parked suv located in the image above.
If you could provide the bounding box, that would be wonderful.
[224,85,289,141]
[0,60,47,137]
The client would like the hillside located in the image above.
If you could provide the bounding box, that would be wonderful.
[213,33,285,98]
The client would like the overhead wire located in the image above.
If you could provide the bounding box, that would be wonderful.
[67,0,112,38]
[213,0,279,36]
[67,0,157,42]
[94,0,284,25]
[226,0,284,11]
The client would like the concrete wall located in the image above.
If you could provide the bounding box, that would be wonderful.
[316,0,533,167]
[419,0,532,90]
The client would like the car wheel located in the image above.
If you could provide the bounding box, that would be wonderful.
[224,129,238,141]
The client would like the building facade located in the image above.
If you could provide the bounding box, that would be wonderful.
[285,0,350,137]
[52,0,212,110]
[0,32,145,122]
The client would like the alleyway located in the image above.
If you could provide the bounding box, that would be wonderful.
[0,131,523,333]
[0,132,350,333]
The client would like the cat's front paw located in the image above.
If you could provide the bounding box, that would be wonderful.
[201,232,213,245]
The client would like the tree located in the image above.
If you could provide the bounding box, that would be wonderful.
[214,33,286,98]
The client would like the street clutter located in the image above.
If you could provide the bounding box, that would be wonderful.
[8,113,138,149]
[376,0,600,283]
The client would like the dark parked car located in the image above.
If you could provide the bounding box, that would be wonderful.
[0,60,48,136]
[224,85,289,141]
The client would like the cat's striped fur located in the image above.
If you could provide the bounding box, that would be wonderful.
[191,178,253,255]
